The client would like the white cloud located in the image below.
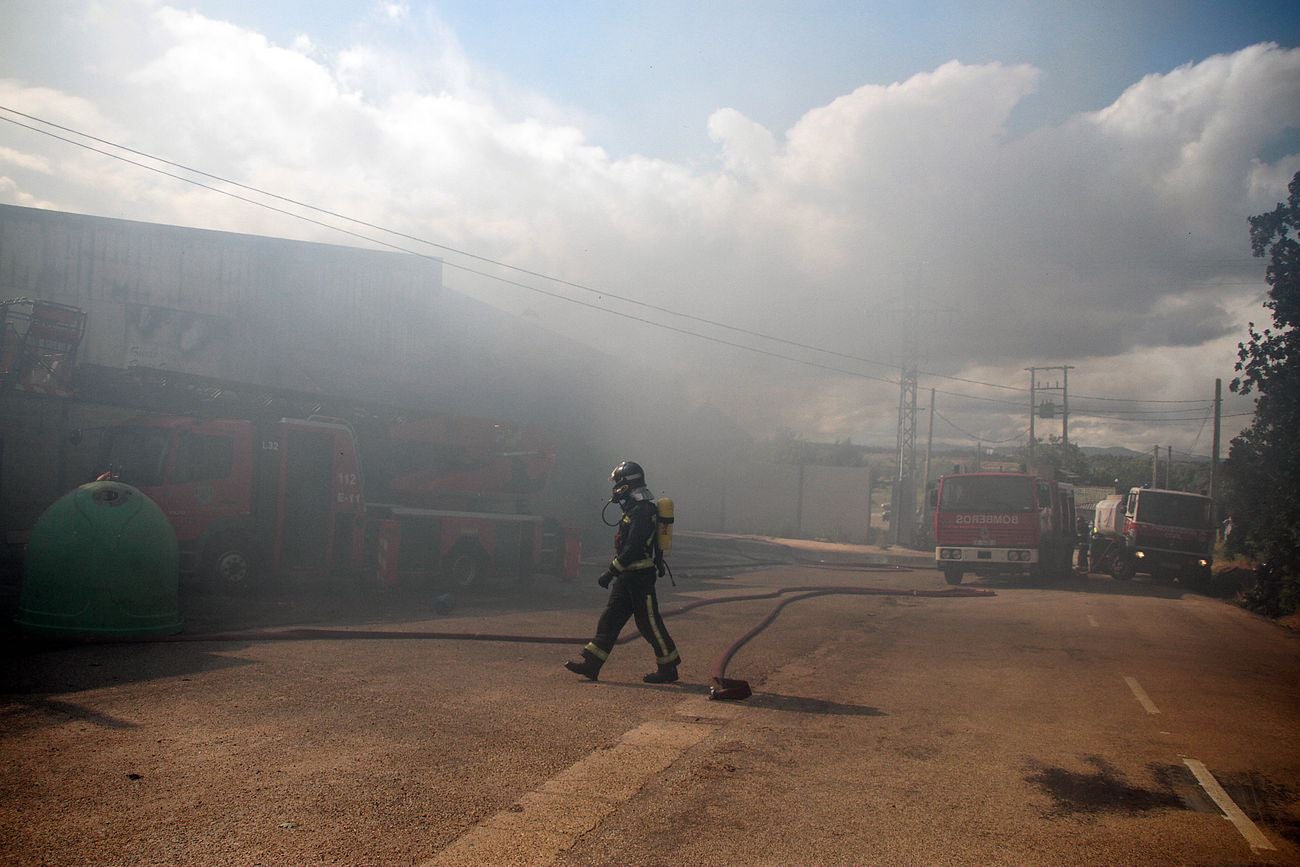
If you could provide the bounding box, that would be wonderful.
[0,4,1294,449]
[379,3,409,24]
[708,107,776,179]
[0,145,52,173]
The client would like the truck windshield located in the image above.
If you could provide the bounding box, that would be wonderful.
[1135,491,1213,529]
[939,476,1035,512]
[103,428,170,487]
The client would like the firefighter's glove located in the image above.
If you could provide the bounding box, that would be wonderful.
[597,569,614,589]
[656,561,666,578]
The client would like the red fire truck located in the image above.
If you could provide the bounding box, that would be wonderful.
[931,472,1077,585]
[93,411,579,591]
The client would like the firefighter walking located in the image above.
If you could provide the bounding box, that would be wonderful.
[565,461,681,684]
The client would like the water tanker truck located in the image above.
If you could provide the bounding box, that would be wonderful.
[1090,487,1214,586]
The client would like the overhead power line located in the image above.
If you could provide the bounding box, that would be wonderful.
[0,105,975,391]
[0,107,899,390]
[933,408,1027,444]
[0,105,1255,426]
[0,105,1114,403]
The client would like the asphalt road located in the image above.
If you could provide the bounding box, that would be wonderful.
[2,538,1297,865]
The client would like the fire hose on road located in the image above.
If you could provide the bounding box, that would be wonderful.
[161,583,996,701]
[695,586,995,699]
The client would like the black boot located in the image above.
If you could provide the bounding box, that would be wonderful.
[564,649,603,681]
[643,663,679,684]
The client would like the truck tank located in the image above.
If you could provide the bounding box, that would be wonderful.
[1092,494,1126,539]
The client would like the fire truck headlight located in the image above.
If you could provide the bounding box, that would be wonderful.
[1199,559,1209,567]
[1007,551,1020,562]
[1135,551,1145,559]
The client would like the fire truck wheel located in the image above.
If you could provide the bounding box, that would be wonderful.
[943,568,963,586]
[1184,564,1213,593]
[1110,555,1136,581]
[444,545,488,590]
[204,532,258,589]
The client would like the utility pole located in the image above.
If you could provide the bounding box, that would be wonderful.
[1210,378,1222,500]
[796,462,805,537]
[1152,445,1160,487]
[1062,366,1071,447]
[922,388,935,499]
[1026,365,1074,472]
[885,289,953,548]
[920,387,936,549]
[1166,445,1172,488]
[1028,371,1036,470]
[893,365,918,547]
[889,289,921,549]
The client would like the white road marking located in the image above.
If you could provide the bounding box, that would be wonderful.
[1087,614,1099,627]
[1123,676,1161,714]
[1183,758,1276,852]
[425,703,722,866]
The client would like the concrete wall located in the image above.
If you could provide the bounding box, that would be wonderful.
[654,460,873,544]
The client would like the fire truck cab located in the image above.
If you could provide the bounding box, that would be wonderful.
[932,472,1077,585]
[100,415,366,585]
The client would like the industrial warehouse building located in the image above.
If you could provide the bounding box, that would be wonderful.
[0,203,871,550]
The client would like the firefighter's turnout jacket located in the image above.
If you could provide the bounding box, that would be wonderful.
[612,497,660,574]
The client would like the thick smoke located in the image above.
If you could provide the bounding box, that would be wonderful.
[0,5,1294,451]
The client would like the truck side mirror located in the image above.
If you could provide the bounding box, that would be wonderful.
[927,489,937,508]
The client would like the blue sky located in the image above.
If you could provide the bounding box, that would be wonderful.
[1,1,1298,448]
[183,0,1300,159]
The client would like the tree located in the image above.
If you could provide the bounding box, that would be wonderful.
[1079,452,1210,492]
[1226,171,1300,613]
[1021,437,1087,479]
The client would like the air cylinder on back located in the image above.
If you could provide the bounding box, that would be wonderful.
[16,481,182,638]
[656,496,674,554]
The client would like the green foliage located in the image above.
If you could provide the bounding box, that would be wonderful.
[1081,452,1210,492]
[1023,438,1087,479]
[1225,171,1300,615]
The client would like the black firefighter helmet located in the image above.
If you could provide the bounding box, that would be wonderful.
[610,460,646,503]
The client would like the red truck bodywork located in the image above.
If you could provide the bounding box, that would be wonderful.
[932,472,1077,585]
[99,413,577,590]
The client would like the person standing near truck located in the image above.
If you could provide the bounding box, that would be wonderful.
[564,461,681,684]
[1075,514,1090,572]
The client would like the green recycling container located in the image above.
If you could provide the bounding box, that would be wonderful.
[16,481,183,638]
